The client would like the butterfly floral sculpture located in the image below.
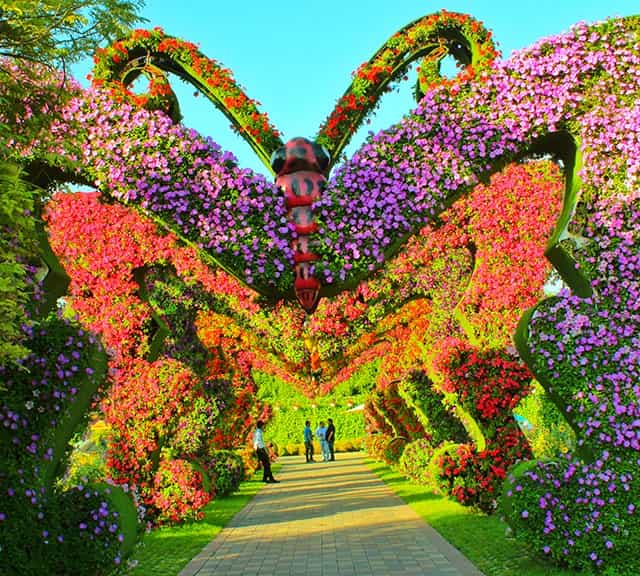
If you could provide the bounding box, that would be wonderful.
[1,8,640,574]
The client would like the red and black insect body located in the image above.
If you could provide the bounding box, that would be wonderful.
[271,137,330,313]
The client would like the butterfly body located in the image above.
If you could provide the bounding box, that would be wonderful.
[271,137,330,313]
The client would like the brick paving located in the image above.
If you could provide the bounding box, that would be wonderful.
[179,452,485,576]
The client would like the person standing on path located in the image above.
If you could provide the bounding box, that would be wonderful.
[316,421,330,462]
[253,421,279,483]
[326,418,336,461]
[303,420,315,462]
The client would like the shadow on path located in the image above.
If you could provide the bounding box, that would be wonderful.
[180,452,485,576]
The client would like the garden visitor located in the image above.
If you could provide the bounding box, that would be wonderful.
[303,420,315,462]
[326,418,336,461]
[315,421,330,462]
[253,420,279,483]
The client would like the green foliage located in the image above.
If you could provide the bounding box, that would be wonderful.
[0,161,36,367]
[0,1,147,66]
[63,419,110,487]
[330,358,379,400]
[265,404,365,450]
[254,368,371,450]
[399,438,435,486]
[400,370,469,445]
[513,381,575,459]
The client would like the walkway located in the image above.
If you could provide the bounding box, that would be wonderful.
[179,452,485,576]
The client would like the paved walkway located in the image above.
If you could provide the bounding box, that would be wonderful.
[179,452,485,576]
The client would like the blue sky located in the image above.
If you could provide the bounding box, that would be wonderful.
[74,1,637,177]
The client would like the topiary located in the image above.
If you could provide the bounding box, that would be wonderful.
[203,449,244,497]
[399,438,435,486]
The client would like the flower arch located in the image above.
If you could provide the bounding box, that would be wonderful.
[1,9,639,574]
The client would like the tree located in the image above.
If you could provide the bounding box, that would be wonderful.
[0,162,35,366]
[0,1,146,67]
[0,0,147,137]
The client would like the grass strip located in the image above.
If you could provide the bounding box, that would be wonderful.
[124,465,280,576]
[364,459,592,576]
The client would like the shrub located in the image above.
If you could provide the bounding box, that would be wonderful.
[399,438,435,485]
[383,436,408,464]
[237,445,260,479]
[364,433,392,461]
[148,459,212,525]
[335,438,363,452]
[203,450,243,497]
[285,442,302,456]
[64,419,110,487]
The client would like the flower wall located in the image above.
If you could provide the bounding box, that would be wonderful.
[361,159,561,513]
[505,192,640,570]
[0,308,136,574]
[104,357,218,524]
[434,341,534,512]
[45,192,279,523]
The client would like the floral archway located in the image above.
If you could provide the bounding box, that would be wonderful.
[2,9,639,575]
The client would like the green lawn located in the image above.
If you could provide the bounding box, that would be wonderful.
[364,459,593,576]
[123,465,280,575]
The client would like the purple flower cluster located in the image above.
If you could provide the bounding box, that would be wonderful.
[1,316,101,466]
[508,188,640,565]
[0,313,127,573]
[316,17,640,288]
[52,89,295,295]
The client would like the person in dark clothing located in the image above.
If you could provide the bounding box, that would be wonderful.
[253,420,279,483]
[326,418,336,461]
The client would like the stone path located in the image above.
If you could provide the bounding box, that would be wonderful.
[179,452,485,576]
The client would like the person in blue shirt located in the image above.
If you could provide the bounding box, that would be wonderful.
[303,420,315,462]
[253,420,279,483]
